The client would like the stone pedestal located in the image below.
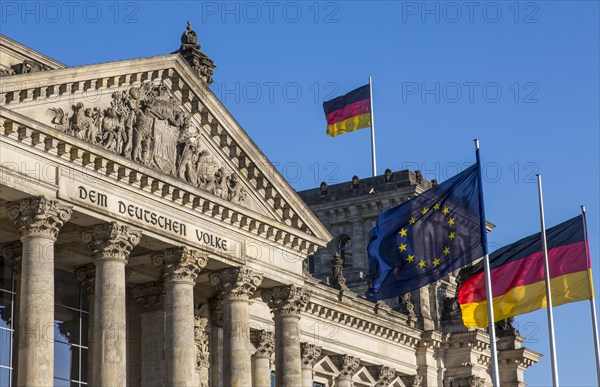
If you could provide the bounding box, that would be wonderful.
[332,354,361,387]
[75,263,96,386]
[250,330,274,387]
[6,197,72,387]
[159,247,207,386]
[133,281,166,386]
[82,221,140,387]
[300,343,321,387]
[262,285,309,387]
[210,267,262,387]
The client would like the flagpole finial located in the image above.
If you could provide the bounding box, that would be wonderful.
[581,205,586,213]
[474,139,480,150]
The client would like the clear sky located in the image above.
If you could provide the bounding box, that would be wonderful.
[2,1,599,386]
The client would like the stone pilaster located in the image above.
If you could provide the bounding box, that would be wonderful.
[417,331,443,387]
[133,281,166,387]
[209,294,224,387]
[209,267,262,387]
[194,310,211,387]
[81,221,140,387]
[300,343,322,387]
[262,284,309,387]
[6,197,72,387]
[250,329,274,387]
[158,247,207,386]
[332,354,361,387]
[75,263,96,386]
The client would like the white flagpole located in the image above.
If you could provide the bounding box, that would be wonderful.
[369,76,377,177]
[474,139,500,387]
[536,174,560,386]
[581,205,600,386]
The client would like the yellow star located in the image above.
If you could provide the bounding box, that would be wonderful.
[407,254,415,263]
[409,217,416,225]
[449,231,456,240]
[433,203,441,211]
[418,260,426,268]
[443,206,450,215]
[448,217,455,226]
[422,207,429,215]
[399,228,407,237]
[443,247,450,255]
[433,258,441,267]
[398,243,407,252]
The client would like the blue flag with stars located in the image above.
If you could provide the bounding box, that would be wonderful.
[367,164,485,301]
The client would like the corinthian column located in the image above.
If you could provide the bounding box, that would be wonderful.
[81,221,141,387]
[159,247,207,386]
[6,197,72,387]
[262,285,310,387]
[133,281,166,386]
[332,355,361,387]
[250,330,275,386]
[300,343,322,387]
[209,267,263,387]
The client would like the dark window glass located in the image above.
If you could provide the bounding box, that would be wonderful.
[55,271,80,309]
[80,348,88,383]
[55,306,80,345]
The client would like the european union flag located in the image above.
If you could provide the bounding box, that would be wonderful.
[367,164,485,301]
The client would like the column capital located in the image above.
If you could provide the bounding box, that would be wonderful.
[368,365,396,387]
[332,354,361,379]
[1,241,22,275]
[75,263,96,295]
[156,247,207,284]
[262,284,310,317]
[6,196,72,240]
[81,221,141,264]
[209,267,262,301]
[300,343,322,368]
[401,375,423,387]
[133,281,165,313]
[250,330,275,359]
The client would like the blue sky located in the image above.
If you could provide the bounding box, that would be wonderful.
[2,1,599,385]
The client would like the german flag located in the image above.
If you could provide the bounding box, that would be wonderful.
[458,215,593,328]
[323,84,371,137]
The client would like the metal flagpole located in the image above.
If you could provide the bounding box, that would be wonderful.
[473,139,500,387]
[369,76,377,177]
[581,205,600,387]
[536,174,560,387]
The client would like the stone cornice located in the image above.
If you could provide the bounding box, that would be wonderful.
[0,54,332,247]
[0,106,325,255]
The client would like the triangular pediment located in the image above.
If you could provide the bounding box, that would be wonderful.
[0,53,331,251]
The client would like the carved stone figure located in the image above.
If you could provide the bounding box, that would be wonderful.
[384,168,393,182]
[330,252,349,291]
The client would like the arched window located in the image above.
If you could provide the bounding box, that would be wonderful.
[338,236,353,268]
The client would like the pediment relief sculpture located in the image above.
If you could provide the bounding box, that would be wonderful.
[46,81,247,204]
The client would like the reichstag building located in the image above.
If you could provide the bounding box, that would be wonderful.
[0,24,541,387]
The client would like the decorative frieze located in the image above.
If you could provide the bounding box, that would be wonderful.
[156,247,207,284]
[133,281,165,313]
[6,197,72,240]
[209,267,262,301]
[81,221,141,263]
[250,330,275,359]
[300,343,321,368]
[262,284,310,317]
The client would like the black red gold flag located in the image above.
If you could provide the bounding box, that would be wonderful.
[323,84,371,137]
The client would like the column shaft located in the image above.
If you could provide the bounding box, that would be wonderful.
[165,281,196,385]
[252,356,271,387]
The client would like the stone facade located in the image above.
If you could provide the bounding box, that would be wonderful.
[0,24,541,387]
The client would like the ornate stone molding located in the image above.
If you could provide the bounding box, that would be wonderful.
[6,197,72,240]
[81,221,141,263]
[133,281,165,313]
[1,241,22,275]
[368,365,396,386]
[400,375,423,387]
[262,284,310,317]
[442,375,485,387]
[300,343,321,368]
[155,247,207,284]
[332,354,361,379]
[209,267,262,301]
[75,263,96,296]
[250,330,275,359]
[194,310,211,369]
